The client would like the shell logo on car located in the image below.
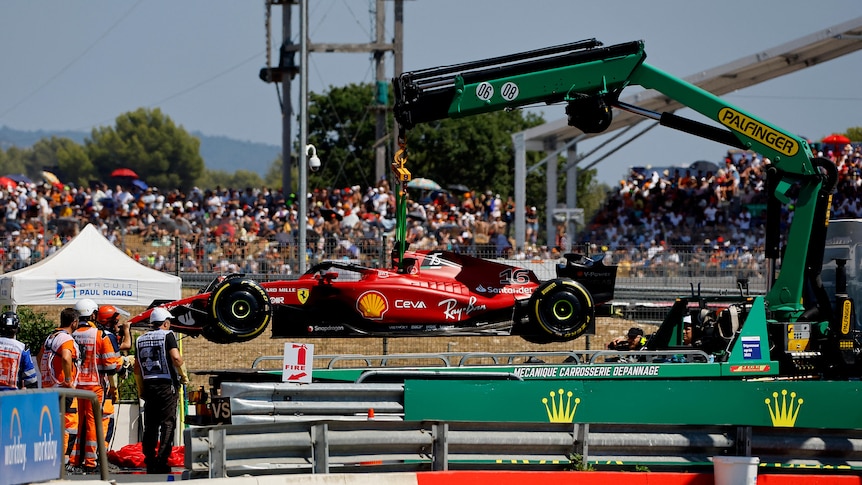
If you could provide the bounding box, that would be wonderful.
[357,291,389,320]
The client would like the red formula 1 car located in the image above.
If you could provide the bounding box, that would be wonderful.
[129,250,616,344]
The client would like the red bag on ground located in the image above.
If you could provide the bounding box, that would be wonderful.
[107,442,185,469]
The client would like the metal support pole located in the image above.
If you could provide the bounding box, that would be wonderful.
[281,4,293,198]
[209,428,227,478]
[298,0,309,274]
[432,422,449,471]
[513,132,526,252]
[312,423,329,473]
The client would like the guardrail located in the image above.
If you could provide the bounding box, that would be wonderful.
[250,349,713,372]
[221,382,405,424]
[184,419,862,479]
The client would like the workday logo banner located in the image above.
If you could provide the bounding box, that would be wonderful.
[0,392,62,485]
[55,278,139,301]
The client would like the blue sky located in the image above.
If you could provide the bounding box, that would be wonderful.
[1,1,861,186]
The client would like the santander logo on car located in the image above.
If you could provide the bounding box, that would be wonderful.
[475,284,533,295]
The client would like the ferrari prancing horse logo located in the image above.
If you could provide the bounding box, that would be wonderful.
[298,288,310,304]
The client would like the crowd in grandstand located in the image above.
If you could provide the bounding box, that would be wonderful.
[0,143,860,276]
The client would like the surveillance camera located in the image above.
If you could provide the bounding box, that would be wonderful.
[308,155,321,172]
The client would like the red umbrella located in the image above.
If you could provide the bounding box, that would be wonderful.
[821,134,851,146]
[0,176,17,189]
[111,168,138,178]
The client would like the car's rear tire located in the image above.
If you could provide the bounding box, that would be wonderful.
[528,278,593,341]
[203,277,272,343]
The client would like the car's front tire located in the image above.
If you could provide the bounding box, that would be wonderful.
[202,277,272,344]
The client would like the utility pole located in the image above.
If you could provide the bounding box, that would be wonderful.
[261,0,404,195]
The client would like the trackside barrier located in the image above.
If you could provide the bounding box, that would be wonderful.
[220,382,405,424]
[184,419,862,479]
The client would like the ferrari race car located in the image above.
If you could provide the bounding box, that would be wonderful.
[129,250,617,344]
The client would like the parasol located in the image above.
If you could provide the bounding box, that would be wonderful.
[6,174,33,184]
[41,171,60,185]
[111,168,139,178]
[821,134,851,146]
[406,177,442,191]
[0,177,17,189]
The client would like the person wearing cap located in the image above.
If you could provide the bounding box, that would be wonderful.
[682,317,694,346]
[69,298,122,474]
[134,307,189,474]
[39,308,81,465]
[607,327,647,351]
[0,310,38,391]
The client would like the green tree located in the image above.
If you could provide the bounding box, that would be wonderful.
[263,155,300,195]
[845,127,862,141]
[86,108,204,191]
[30,136,93,185]
[0,146,29,178]
[16,307,56,355]
[306,83,547,195]
[306,83,380,190]
[404,110,545,197]
[197,168,264,192]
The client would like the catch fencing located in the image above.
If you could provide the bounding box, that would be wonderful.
[11,231,769,290]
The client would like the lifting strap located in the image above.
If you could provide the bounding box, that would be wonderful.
[391,131,412,271]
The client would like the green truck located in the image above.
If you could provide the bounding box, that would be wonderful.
[379,38,862,429]
[198,40,862,434]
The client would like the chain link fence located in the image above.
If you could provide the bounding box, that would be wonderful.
[9,231,770,375]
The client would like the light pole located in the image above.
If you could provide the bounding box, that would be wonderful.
[298,0,309,274]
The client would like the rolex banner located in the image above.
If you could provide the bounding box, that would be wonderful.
[404,379,862,429]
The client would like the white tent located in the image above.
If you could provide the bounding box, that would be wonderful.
[0,224,181,308]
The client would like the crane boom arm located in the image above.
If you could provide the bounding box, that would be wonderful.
[392,38,838,321]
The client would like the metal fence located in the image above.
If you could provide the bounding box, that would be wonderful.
[185,418,862,478]
[182,380,862,478]
[4,230,768,288]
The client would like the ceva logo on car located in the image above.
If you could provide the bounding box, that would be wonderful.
[395,300,427,309]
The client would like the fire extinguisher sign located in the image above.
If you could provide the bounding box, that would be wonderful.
[282,342,314,383]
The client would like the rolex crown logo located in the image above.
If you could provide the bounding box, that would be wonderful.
[542,388,580,423]
[765,389,803,427]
